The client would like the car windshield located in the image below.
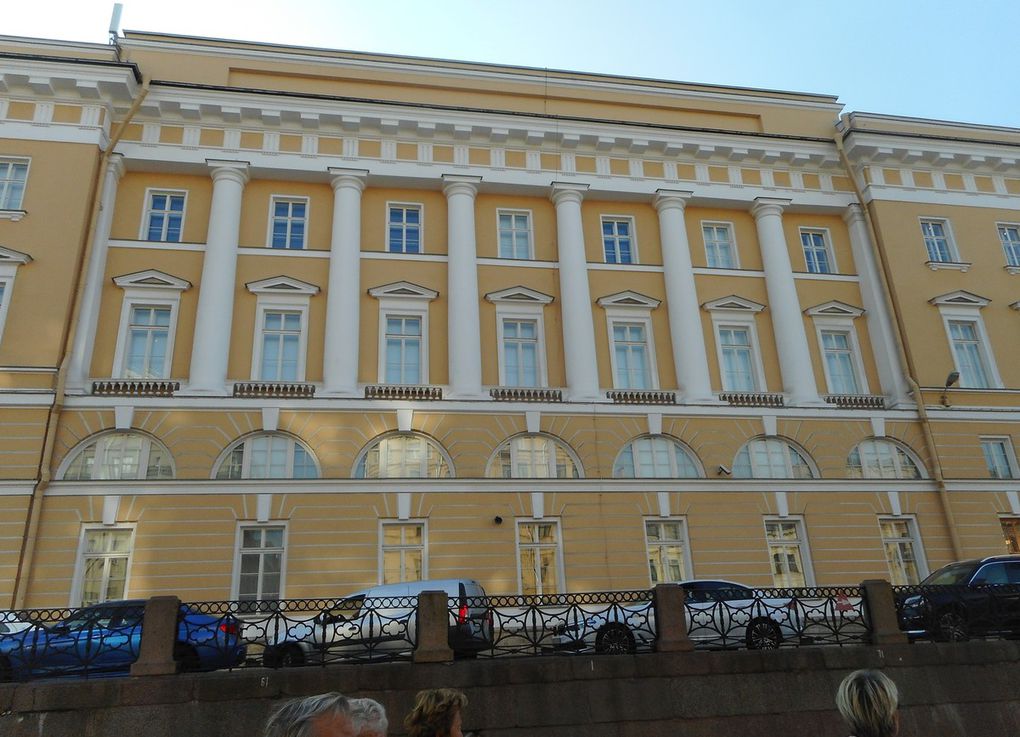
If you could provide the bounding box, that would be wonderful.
[922,562,977,586]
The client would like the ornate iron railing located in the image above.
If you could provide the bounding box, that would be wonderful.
[490,387,563,402]
[892,584,1020,642]
[606,390,677,405]
[719,392,785,407]
[365,384,443,400]
[824,394,886,409]
[232,382,315,398]
[92,380,180,397]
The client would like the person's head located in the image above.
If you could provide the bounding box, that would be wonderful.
[350,697,388,737]
[836,670,899,737]
[404,688,468,737]
[265,692,356,737]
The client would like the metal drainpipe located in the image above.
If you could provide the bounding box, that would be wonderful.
[832,119,963,560]
[11,76,151,608]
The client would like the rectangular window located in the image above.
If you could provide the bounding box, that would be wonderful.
[820,330,861,394]
[236,525,285,601]
[517,521,563,595]
[0,158,29,210]
[998,224,1020,267]
[718,326,757,391]
[123,306,171,379]
[703,223,737,269]
[801,229,833,274]
[920,218,956,262]
[269,197,307,249]
[381,522,426,584]
[1002,518,1020,554]
[388,204,422,254]
[981,438,1017,479]
[76,528,133,606]
[259,311,302,381]
[502,319,539,387]
[611,322,651,389]
[764,519,811,587]
[602,217,635,264]
[385,316,422,384]
[879,517,925,585]
[645,519,690,584]
[498,211,532,259]
[0,281,9,344]
[948,320,991,388]
[144,191,186,242]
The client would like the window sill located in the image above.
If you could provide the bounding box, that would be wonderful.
[926,260,971,272]
[1005,265,1020,275]
[0,210,26,222]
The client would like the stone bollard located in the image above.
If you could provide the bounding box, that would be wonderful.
[413,590,455,663]
[861,579,908,645]
[131,595,182,676]
[654,583,694,653]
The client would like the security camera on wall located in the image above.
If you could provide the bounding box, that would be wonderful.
[717,465,732,476]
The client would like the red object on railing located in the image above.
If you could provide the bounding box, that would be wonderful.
[219,621,238,635]
[457,603,469,625]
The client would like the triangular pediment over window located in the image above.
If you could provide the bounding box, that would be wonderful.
[0,245,32,265]
[485,286,554,305]
[804,300,865,318]
[702,295,765,313]
[368,281,439,300]
[596,291,661,309]
[928,290,990,308]
[113,269,191,291]
[246,276,320,295]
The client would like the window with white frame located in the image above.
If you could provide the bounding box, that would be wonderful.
[0,158,29,210]
[268,197,307,249]
[385,316,422,384]
[764,518,813,587]
[487,434,581,479]
[214,433,319,479]
[235,525,285,602]
[819,331,861,394]
[246,276,318,383]
[388,204,422,253]
[702,223,737,269]
[502,319,541,387]
[981,438,1017,479]
[879,517,926,585]
[142,190,186,242]
[497,210,532,259]
[611,322,652,389]
[517,520,563,595]
[614,436,701,478]
[380,522,426,584]
[354,433,452,478]
[920,218,957,263]
[645,519,691,584]
[60,432,174,480]
[258,311,303,381]
[487,286,553,389]
[0,246,31,345]
[112,270,189,381]
[75,527,133,606]
[734,438,816,479]
[800,229,834,274]
[370,282,437,385]
[718,326,758,391]
[999,224,1020,268]
[847,439,923,479]
[1002,518,1020,554]
[947,320,993,388]
[601,216,635,264]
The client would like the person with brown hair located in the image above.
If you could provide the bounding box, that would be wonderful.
[836,669,900,737]
[403,688,468,737]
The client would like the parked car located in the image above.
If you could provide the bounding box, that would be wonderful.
[261,579,492,667]
[550,580,801,653]
[897,555,1020,642]
[0,612,39,638]
[0,600,246,681]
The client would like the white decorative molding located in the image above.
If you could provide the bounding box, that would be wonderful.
[804,300,865,318]
[927,290,990,308]
[702,295,766,313]
[925,260,971,273]
[245,275,320,295]
[112,269,191,291]
[368,281,439,300]
[113,405,134,430]
[596,291,661,309]
[484,285,554,304]
[0,246,32,264]
[261,406,280,432]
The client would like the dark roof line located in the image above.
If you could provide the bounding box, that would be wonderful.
[0,50,142,83]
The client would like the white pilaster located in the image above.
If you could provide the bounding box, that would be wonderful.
[844,205,912,406]
[321,168,367,396]
[654,190,716,403]
[443,175,484,398]
[550,183,600,401]
[187,160,249,394]
[751,197,823,406]
[67,154,125,391]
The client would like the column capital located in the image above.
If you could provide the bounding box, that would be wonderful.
[750,197,792,220]
[106,152,126,180]
[842,203,866,227]
[653,189,694,212]
[441,174,481,199]
[549,181,588,206]
[329,167,368,192]
[206,159,250,186]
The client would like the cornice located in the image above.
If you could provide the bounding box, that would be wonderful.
[843,129,1020,175]
[0,55,139,105]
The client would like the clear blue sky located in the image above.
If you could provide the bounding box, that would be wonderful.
[6,0,1020,128]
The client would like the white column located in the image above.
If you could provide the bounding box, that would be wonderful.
[550,183,600,401]
[187,160,249,394]
[443,175,484,398]
[321,168,367,396]
[67,154,125,391]
[844,204,912,406]
[751,197,823,406]
[654,190,716,403]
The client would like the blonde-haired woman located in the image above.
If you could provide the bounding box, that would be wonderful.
[836,669,900,737]
[404,688,468,737]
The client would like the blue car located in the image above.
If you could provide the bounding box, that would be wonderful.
[0,600,245,680]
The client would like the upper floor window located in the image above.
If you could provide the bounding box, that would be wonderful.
[734,437,816,479]
[258,311,303,381]
[982,438,1018,479]
[847,439,923,479]
[268,197,307,249]
[112,270,190,381]
[800,229,834,274]
[60,432,174,480]
[601,217,635,264]
[0,158,29,210]
[498,210,532,259]
[820,330,861,394]
[998,224,1020,268]
[385,316,422,384]
[354,433,452,478]
[702,223,737,269]
[487,286,553,389]
[123,306,171,379]
[214,433,319,479]
[143,190,186,243]
[370,281,436,385]
[948,320,992,388]
[920,218,958,263]
[502,319,540,387]
[718,326,758,391]
[388,204,422,253]
[246,276,318,384]
[487,434,581,479]
[0,246,31,346]
[611,322,652,389]
[614,436,701,478]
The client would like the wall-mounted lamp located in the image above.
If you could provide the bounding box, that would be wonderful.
[493,515,504,525]
[717,464,732,476]
[940,371,960,406]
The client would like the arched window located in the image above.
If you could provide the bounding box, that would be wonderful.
[353,433,452,478]
[614,436,701,478]
[733,437,816,479]
[60,432,174,480]
[214,433,318,479]
[486,434,581,479]
[847,439,923,479]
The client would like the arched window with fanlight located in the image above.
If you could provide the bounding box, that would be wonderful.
[59,431,174,480]
[733,437,817,479]
[613,436,702,478]
[847,439,924,479]
[213,433,319,479]
[353,433,453,478]
[486,434,582,479]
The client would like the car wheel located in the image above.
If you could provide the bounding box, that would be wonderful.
[594,624,636,655]
[746,619,782,650]
[174,643,202,672]
[264,644,305,669]
[936,611,969,642]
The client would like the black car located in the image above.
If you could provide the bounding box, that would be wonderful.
[897,555,1020,641]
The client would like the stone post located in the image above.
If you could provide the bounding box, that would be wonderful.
[413,590,454,663]
[861,579,908,645]
[130,595,181,676]
[654,583,694,652]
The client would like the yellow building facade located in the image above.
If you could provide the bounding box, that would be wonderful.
[1,31,1018,608]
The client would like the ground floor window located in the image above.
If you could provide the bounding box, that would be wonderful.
[879,517,926,585]
[517,520,563,595]
[764,518,813,588]
[645,519,690,584]
[235,525,286,602]
[380,521,426,584]
[1002,517,1020,554]
[75,527,134,606]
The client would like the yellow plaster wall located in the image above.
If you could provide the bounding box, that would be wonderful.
[110,172,213,243]
[237,179,333,250]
